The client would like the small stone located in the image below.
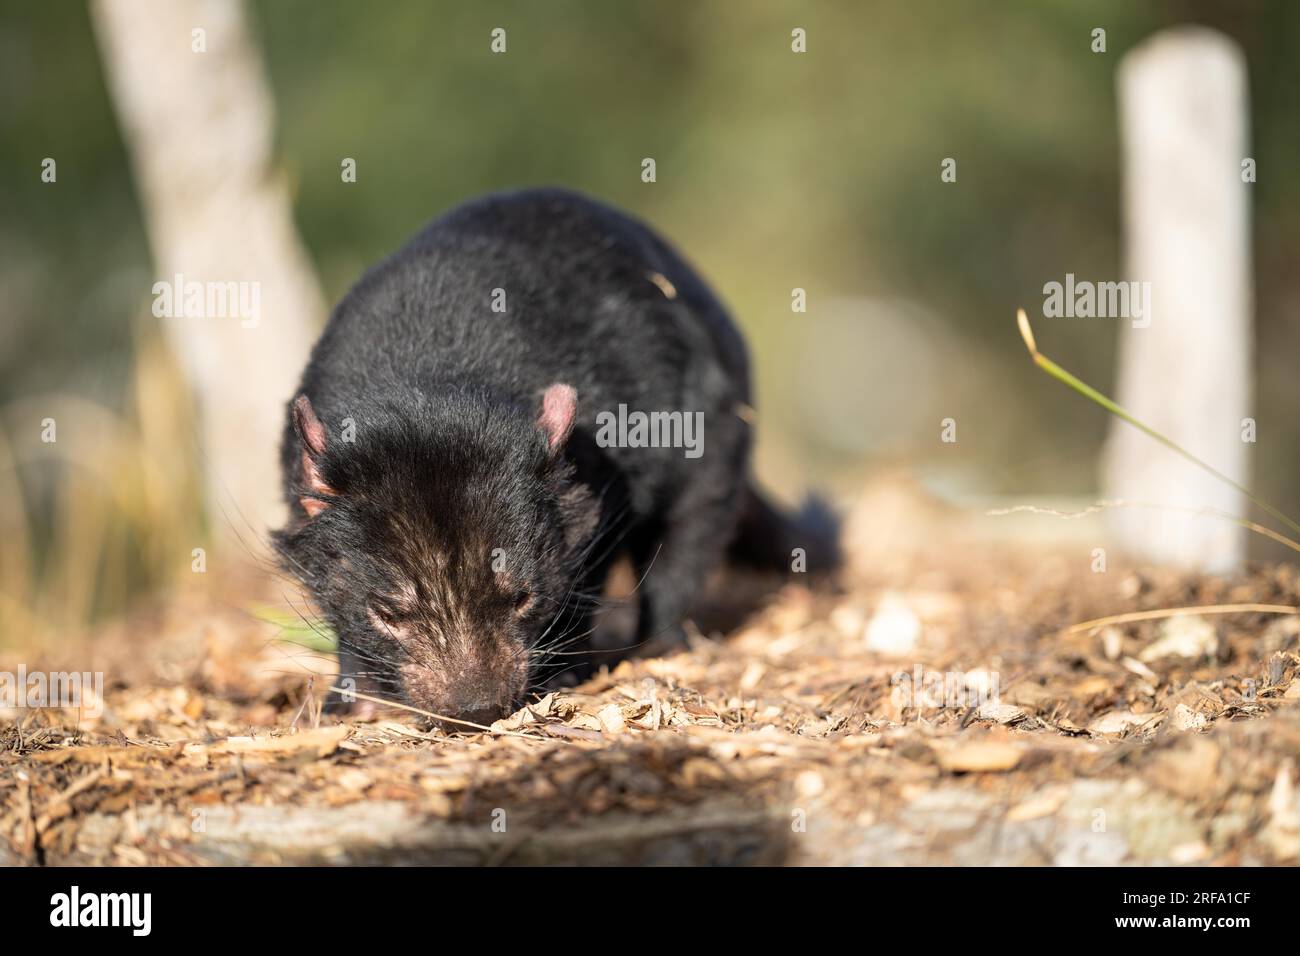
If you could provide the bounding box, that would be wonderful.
[864,594,921,656]
[1139,615,1217,662]
[1169,840,1209,864]
[795,771,825,798]
[1100,626,1124,661]
[1171,703,1209,732]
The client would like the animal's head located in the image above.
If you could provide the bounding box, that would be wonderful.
[272,384,599,727]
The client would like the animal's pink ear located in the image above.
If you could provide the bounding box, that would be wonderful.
[292,395,328,455]
[292,395,334,516]
[537,384,577,454]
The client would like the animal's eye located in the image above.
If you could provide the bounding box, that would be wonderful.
[370,604,401,627]
[514,591,534,615]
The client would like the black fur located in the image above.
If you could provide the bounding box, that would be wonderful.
[272,188,832,726]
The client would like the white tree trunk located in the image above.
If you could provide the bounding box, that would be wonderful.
[1103,27,1253,573]
[91,0,323,558]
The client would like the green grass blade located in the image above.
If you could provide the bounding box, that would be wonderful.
[1017,309,1300,542]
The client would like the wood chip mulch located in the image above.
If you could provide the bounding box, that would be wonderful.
[4,509,1300,865]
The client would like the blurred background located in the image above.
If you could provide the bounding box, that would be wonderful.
[2,0,1298,643]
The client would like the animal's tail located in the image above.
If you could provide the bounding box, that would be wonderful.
[727,483,841,575]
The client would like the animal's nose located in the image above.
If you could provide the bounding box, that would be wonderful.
[443,701,511,730]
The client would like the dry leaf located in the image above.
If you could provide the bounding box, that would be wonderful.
[936,738,1022,773]
[1073,675,1113,697]
[209,725,348,758]
[1088,711,1161,736]
[1100,627,1124,661]
[1265,760,1300,860]
[976,700,1025,724]
[597,704,627,734]
[1151,737,1220,799]
[1121,657,1159,682]
[1006,785,1068,822]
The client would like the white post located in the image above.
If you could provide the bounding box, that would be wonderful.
[1103,27,1253,573]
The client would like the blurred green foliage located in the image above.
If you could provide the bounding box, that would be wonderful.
[2,0,1299,532]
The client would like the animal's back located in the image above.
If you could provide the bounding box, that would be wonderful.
[301,188,749,417]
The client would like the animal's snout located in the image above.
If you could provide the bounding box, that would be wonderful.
[399,657,524,732]
[443,699,512,729]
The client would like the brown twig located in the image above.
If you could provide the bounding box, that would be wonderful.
[1066,603,1297,635]
[33,767,106,832]
[327,686,550,741]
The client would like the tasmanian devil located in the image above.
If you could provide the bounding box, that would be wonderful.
[273,188,834,727]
